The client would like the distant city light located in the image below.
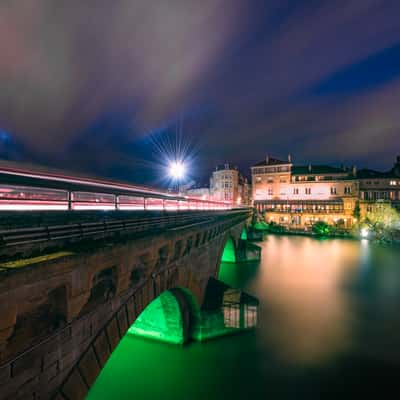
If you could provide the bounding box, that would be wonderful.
[169,161,186,180]
[360,228,369,238]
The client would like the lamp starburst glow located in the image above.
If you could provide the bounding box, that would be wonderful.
[169,161,186,180]
[360,228,369,238]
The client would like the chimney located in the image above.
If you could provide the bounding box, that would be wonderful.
[266,155,269,164]
[288,154,292,163]
[352,165,357,176]
[308,164,312,172]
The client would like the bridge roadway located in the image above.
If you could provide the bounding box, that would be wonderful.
[0,208,253,400]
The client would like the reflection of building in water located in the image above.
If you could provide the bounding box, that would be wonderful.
[192,278,259,341]
[223,288,258,329]
[256,235,357,364]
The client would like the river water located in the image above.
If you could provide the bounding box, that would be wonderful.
[87,236,400,399]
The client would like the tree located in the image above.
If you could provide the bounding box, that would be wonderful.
[312,221,334,236]
[353,202,361,220]
[364,203,400,242]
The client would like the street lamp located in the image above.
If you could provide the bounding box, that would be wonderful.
[360,228,369,238]
[169,161,186,180]
[168,160,186,194]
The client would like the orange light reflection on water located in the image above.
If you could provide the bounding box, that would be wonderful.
[254,236,360,365]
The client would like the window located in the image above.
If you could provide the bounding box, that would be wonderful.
[390,180,397,186]
[305,188,311,195]
[268,188,273,196]
[267,178,274,183]
[344,186,351,195]
[330,187,337,195]
[293,188,299,195]
[255,176,262,183]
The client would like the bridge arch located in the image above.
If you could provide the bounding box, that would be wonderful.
[129,287,200,345]
[57,276,202,399]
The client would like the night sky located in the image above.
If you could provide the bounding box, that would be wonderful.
[1,1,400,187]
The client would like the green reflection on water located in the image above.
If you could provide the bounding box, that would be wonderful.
[87,236,400,400]
[129,290,185,344]
[221,237,236,263]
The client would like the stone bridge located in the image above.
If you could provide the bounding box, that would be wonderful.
[0,209,255,400]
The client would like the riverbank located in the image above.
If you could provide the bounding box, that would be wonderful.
[250,224,400,243]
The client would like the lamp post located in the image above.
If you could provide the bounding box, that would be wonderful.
[168,161,186,194]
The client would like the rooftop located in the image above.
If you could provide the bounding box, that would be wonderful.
[253,156,290,167]
[292,165,349,175]
[356,168,397,179]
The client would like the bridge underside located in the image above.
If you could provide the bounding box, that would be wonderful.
[129,289,192,345]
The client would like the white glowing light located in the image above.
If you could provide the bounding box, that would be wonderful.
[361,228,369,238]
[169,161,186,180]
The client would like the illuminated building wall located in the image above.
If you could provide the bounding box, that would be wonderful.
[210,163,240,203]
[357,159,400,216]
[251,156,359,227]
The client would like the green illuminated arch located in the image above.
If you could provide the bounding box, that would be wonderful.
[128,288,200,345]
[221,237,237,263]
[240,227,248,240]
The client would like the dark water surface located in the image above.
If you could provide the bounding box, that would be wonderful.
[87,236,400,399]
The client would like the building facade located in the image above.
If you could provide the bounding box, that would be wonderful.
[251,156,359,228]
[357,156,400,216]
[252,155,400,228]
[210,164,241,204]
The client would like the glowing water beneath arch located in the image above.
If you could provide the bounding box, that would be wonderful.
[221,237,237,263]
[129,290,186,345]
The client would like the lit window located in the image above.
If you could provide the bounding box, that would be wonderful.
[390,180,397,186]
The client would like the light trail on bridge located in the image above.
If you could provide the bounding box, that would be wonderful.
[0,163,232,212]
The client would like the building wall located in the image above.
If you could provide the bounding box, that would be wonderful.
[359,178,400,201]
[252,163,291,201]
[251,160,358,228]
[210,165,240,203]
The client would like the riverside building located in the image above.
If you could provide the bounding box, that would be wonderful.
[210,163,249,205]
[251,156,359,228]
[357,156,400,216]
